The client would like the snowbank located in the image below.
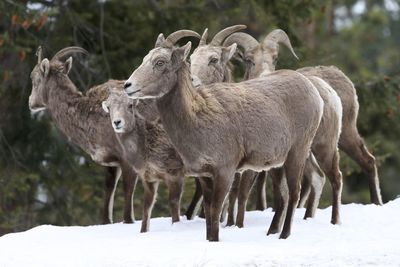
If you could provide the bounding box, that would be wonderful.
[1,199,399,266]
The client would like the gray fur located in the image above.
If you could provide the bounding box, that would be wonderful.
[231,30,382,205]
[190,31,344,227]
[124,39,323,240]
[29,47,137,224]
[103,87,185,232]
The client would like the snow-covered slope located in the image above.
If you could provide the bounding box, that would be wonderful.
[1,199,399,267]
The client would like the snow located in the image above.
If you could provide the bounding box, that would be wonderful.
[1,199,399,267]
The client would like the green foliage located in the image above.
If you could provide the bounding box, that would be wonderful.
[1,0,399,235]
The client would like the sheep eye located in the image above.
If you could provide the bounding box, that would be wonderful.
[210,57,218,64]
[155,60,165,67]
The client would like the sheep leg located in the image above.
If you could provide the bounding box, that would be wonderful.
[185,178,203,220]
[102,166,121,224]
[255,171,267,210]
[236,170,258,228]
[316,150,343,224]
[209,172,234,242]
[140,181,159,233]
[121,163,137,224]
[339,127,382,205]
[220,198,229,223]
[226,173,241,226]
[198,203,206,218]
[267,168,288,235]
[303,155,325,219]
[198,177,213,240]
[166,177,184,223]
[298,176,311,208]
[280,151,306,239]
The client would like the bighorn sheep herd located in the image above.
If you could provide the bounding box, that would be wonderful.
[29,25,383,242]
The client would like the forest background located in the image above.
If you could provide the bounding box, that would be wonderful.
[0,0,399,235]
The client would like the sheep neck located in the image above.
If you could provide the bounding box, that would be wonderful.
[46,73,108,154]
[116,117,147,172]
[156,63,206,163]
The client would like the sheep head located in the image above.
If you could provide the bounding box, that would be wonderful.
[190,25,246,86]
[224,29,298,79]
[103,86,159,133]
[103,87,136,133]
[29,46,88,112]
[124,29,200,99]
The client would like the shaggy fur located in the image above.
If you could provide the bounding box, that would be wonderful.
[29,51,137,224]
[124,42,323,240]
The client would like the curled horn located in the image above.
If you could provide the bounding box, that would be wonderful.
[223,32,259,53]
[199,28,208,46]
[164,30,201,47]
[51,46,89,62]
[210,24,247,46]
[36,46,43,63]
[263,29,298,59]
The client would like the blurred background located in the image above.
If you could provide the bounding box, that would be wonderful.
[0,0,399,235]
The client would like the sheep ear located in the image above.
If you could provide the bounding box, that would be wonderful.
[63,56,73,74]
[173,41,192,63]
[40,58,50,77]
[155,33,165,47]
[222,43,237,62]
[183,42,192,61]
[102,101,109,113]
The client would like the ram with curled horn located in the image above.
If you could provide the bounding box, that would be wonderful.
[187,25,269,223]
[29,46,140,225]
[189,26,345,233]
[224,29,298,79]
[124,29,325,241]
[189,25,246,86]
[226,29,383,207]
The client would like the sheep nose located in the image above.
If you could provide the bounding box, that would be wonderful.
[191,75,202,87]
[113,120,122,127]
[124,82,132,89]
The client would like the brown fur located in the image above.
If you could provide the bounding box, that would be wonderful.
[190,37,344,227]
[233,30,382,205]
[124,42,323,240]
[190,43,266,224]
[29,53,137,224]
[103,88,185,232]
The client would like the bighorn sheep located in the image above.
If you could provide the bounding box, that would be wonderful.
[124,32,324,240]
[102,87,186,232]
[29,47,137,224]
[190,25,268,227]
[224,29,383,205]
[190,27,343,228]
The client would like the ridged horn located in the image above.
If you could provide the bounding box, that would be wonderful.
[223,32,259,53]
[199,28,208,46]
[210,24,247,46]
[51,46,89,62]
[165,30,201,47]
[263,29,298,59]
[36,46,43,63]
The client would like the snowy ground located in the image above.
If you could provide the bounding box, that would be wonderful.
[1,199,399,267]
